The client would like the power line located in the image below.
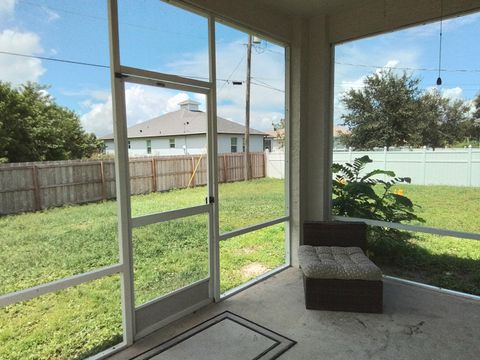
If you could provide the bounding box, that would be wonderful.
[20,0,207,40]
[0,50,109,69]
[217,53,247,94]
[251,78,285,93]
[335,61,480,73]
[0,50,285,92]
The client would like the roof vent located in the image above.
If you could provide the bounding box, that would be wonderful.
[178,99,200,111]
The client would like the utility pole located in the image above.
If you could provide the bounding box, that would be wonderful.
[244,34,252,181]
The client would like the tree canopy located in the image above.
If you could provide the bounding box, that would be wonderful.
[0,81,102,163]
[339,70,475,149]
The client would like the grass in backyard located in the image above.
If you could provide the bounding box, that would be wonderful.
[0,178,286,359]
[220,223,285,293]
[369,184,480,295]
[0,179,478,358]
[392,184,480,234]
[378,233,480,295]
[0,276,123,360]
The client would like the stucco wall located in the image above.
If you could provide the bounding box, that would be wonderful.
[104,134,264,156]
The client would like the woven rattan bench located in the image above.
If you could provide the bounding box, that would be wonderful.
[299,221,383,313]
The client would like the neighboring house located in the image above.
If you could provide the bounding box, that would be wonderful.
[263,126,350,152]
[264,128,285,152]
[101,99,267,156]
[333,126,351,149]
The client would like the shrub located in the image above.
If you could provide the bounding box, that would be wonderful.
[332,155,424,260]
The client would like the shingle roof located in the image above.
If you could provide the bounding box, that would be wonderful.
[100,110,267,139]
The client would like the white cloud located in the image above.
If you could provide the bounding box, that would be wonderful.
[166,39,285,131]
[80,85,195,135]
[42,6,60,22]
[0,0,16,18]
[0,29,45,84]
[442,86,463,101]
[81,38,286,135]
[334,42,421,124]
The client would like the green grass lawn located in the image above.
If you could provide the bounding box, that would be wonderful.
[0,179,478,359]
[0,178,286,359]
[376,184,480,294]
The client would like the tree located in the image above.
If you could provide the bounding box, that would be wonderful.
[0,81,102,163]
[340,70,473,149]
[272,118,285,149]
[417,90,471,148]
[341,70,422,149]
[469,93,480,144]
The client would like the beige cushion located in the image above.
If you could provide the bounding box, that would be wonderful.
[298,245,382,281]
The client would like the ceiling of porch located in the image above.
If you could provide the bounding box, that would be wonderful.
[256,0,353,15]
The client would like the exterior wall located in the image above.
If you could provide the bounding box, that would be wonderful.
[104,134,264,156]
[217,135,264,154]
[264,138,284,152]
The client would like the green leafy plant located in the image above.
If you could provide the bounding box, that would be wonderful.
[332,155,424,259]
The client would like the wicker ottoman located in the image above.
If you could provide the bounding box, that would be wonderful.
[299,221,383,313]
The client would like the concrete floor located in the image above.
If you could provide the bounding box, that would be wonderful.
[110,268,480,360]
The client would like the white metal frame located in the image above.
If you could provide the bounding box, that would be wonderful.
[0,1,292,359]
[131,204,211,228]
[118,59,215,327]
[334,216,480,241]
[384,275,480,301]
[0,264,123,308]
[218,216,289,241]
[108,0,136,347]
[207,14,221,301]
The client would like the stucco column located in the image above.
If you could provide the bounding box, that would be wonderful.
[289,15,333,267]
[305,15,333,222]
[289,16,308,267]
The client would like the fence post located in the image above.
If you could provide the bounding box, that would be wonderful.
[223,154,228,182]
[100,161,107,200]
[191,156,196,187]
[383,146,388,180]
[264,150,268,178]
[31,165,41,211]
[383,147,388,181]
[468,145,473,187]
[151,158,157,192]
[423,146,427,185]
[348,147,352,163]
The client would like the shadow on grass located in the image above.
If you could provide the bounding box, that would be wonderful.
[77,335,124,360]
[368,229,480,296]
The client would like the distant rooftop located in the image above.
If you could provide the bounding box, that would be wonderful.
[101,99,266,140]
[178,99,201,111]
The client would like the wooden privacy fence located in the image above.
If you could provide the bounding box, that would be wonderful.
[0,152,265,215]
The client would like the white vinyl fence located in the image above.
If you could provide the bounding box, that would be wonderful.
[266,147,480,187]
[265,150,285,179]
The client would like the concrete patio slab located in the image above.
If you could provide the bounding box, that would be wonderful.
[109,268,480,360]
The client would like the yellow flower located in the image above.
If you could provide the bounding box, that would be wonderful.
[336,177,347,185]
[394,189,404,196]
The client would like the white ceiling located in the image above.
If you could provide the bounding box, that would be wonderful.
[256,0,354,16]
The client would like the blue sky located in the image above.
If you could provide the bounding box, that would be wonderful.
[0,1,478,134]
[0,0,285,136]
[334,11,480,124]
